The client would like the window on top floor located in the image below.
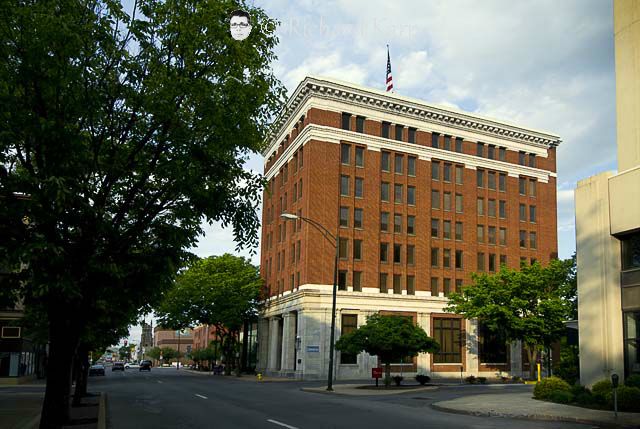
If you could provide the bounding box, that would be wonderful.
[444,135,451,151]
[355,146,365,167]
[455,137,463,153]
[382,121,390,138]
[488,145,495,159]
[341,112,351,130]
[395,125,404,141]
[477,143,484,157]
[356,116,365,133]
[431,132,440,148]
[381,151,391,172]
[528,154,536,167]
[519,151,526,165]
[408,127,417,143]
[499,147,506,161]
[408,156,416,176]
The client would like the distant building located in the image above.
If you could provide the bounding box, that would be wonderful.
[0,303,45,383]
[153,326,193,359]
[575,0,640,386]
[192,325,217,351]
[138,321,153,361]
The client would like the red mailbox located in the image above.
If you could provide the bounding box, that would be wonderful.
[372,367,382,379]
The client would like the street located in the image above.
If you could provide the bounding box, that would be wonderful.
[82,368,592,429]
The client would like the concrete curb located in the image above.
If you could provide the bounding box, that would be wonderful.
[98,392,107,429]
[302,384,439,396]
[430,402,639,429]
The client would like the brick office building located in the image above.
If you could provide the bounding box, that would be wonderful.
[256,76,560,380]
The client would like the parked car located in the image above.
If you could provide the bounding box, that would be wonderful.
[89,364,106,376]
[112,362,125,371]
[139,360,152,371]
[125,362,139,369]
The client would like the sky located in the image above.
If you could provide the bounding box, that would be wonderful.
[125,0,617,345]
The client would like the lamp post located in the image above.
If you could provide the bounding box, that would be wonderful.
[281,212,339,391]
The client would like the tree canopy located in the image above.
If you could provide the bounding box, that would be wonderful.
[445,259,575,379]
[0,1,283,426]
[335,314,439,383]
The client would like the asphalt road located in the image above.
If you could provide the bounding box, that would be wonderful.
[89,368,593,429]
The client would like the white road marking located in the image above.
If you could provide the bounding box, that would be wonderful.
[267,419,300,429]
[195,394,208,399]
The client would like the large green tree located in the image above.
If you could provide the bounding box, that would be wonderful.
[335,314,439,385]
[0,1,283,427]
[445,260,575,379]
[155,254,261,375]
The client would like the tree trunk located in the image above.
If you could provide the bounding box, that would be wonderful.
[525,345,538,380]
[73,345,89,406]
[40,318,80,428]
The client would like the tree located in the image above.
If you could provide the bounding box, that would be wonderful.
[335,314,439,385]
[0,1,283,427]
[118,345,131,361]
[146,347,162,362]
[445,260,575,379]
[155,254,261,375]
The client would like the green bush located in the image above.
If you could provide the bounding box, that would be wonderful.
[415,374,431,385]
[569,384,590,396]
[465,375,477,384]
[549,390,574,404]
[591,379,612,400]
[575,391,596,407]
[478,377,487,384]
[392,375,403,386]
[533,376,571,400]
[606,386,640,412]
[624,374,640,389]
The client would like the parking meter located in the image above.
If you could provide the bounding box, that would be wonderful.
[611,374,619,388]
[611,374,619,418]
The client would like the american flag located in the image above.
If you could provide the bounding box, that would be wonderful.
[386,46,394,92]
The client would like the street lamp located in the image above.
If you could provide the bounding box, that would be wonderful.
[281,212,339,391]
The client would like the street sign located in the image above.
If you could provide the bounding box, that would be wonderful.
[372,367,382,379]
[306,345,320,353]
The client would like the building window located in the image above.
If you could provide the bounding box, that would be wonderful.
[382,121,390,139]
[338,270,347,290]
[487,145,495,159]
[499,200,507,218]
[444,192,451,211]
[431,277,439,296]
[519,230,527,248]
[488,171,496,190]
[489,253,496,272]
[408,127,417,144]
[299,179,303,199]
[393,244,402,264]
[477,197,485,216]
[455,222,463,241]
[296,240,301,262]
[340,175,350,196]
[393,274,402,294]
[455,137,463,153]
[394,184,403,203]
[499,173,506,192]
[519,177,526,195]
[530,232,537,249]
[455,279,463,293]
[455,250,464,270]
[407,215,416,235]
[380,243,389,263]
[528,153,536,167]
[519,204,527,222]
[488,199,496,217]
[395,125,404,141]
[455,165,463,184]
[477,143,484,157]
[456,194,463,213]
[499,147,506,161]
[477,225,485,243]
[431,248,439,267]
[380,212,389,232]
[381,182,390,202]
[443,278,452,297]
[443,220,451,240]
[432,190,440,209]
[443,248,451,268]
[355,177,364,198]
[394,214,402,233]
[407,245,415,265]
[477,169,485,187]
[431,218,440,237]
[444,163,452,182]
[407,186,416,205]
[341,112,351,130]
[340,206,349,227]
[529,179,537,197]
[518,151,526,165]
[394,154,404,174]
[477,252,485,271]
[432,161,440,180]
[407,276,416,295]
[354,208,363,229]
[356,116,365,133]
[339,238,348,259]
[431,132,440,148]
[379,273,388,293]
[408,156,416,176]
[381,151,391,172]
[488,226,496,245]
[444,135,451,151]
[353,239,363,260]
[500,254,507,267]
[341,314,358,363]
[353,272,362,292]
[478,323,508,364]
[293,183,297,202]
[355,146,364,167]
[341,143,350,165]
[499,227,507,246]
[433,318,462,363]
[621,232,640,270]
[529,205,536,223]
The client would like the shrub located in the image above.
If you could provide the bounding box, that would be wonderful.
[570,384,590,397]
[511,376,523,383]
[591,379,612,400]
[575,391,596,407]
[606,386,640,412]
[549,390,574,404]
[465,375,477,384]
[415,374,431,385]
[624,374,640,389]
[392,375,403,386]
[500,376,509,383]
[478,377,487,384]
[533,376,571,400]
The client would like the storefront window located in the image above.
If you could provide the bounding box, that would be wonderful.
[624,311,640,378]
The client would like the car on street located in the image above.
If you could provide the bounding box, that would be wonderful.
[125,362,139,369]
[112,362,125,371]
[139,360,152,371]
[89,364,105,376]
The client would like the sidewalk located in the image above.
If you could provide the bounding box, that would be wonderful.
[181,368,300,382]
[302,384,438,396]
[431,391,640,428]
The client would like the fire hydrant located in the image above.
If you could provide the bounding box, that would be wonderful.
[257,373,263,381]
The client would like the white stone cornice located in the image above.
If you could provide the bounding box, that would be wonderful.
[265,124,554,183]
[263,76,562,159]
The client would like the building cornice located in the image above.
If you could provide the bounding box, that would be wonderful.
[263,76,562,159]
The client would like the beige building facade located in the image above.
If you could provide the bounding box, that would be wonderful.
[575,0,640,386]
